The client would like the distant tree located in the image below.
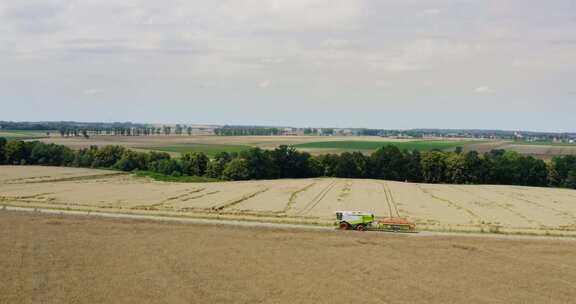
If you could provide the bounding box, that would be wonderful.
[270,145,312,178]
[306,156,324,177]
[547,162,561,187]
[421,151,447,183]
[91,145,126,168]
[113,150,149,171]
[222,158,250,180]
[369,145,406,180]
[4,140,27,165]
[483,150,515,185]
[72,147,97,167]
[175,124,183,136]
[206,152,232,178]
[550,155,576,187]
[146,151,171,172]
[404,150,423,182]
[334,152,367,178]
[515,156,548,186]
[565,169,576,189]
[239,148,275,179]
[0,137,6,164]
[30,142,74,166]
[163,126,171,136]
[322,128,334,136]
[154,159,182,176]
[181,152,209,176]
[445,152,466,184]
[318,154,340,177]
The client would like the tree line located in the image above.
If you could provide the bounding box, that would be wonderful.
[1,137,575,189]
[214,127,283,136]
[58,125,198,138]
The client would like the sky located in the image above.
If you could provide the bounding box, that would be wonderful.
[1,0,575,132]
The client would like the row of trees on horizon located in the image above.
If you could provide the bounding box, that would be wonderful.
[0,137,575,189]
[58,125,196,138]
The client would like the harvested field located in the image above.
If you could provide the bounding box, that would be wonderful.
[36,135,414,150]
[1,211,576,304]
[34,135,442,157]
[0,129,55,139]
[2,166,576,236]
[464,141,576,159]
[294,140,484,151]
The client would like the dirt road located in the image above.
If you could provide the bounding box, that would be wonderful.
[1,211,576,304]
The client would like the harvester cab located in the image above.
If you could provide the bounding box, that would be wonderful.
[335,211,374,231]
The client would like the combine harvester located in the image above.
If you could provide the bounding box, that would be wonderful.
[335,211,416,233]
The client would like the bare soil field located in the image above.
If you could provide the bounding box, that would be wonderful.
[1,211,576,304]
[465,141,576,159]
[2,166,576,236]
[37,135,416,150]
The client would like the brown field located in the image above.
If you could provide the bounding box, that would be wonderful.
[465,141,576,159]
[1,211,576,304]
[2,166,576,236]
[36,135,415,150]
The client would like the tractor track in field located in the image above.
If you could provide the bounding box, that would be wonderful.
[2,175,52,184]
[296,179,338,216]
[7,192,56,200]
[283,182,317,214]
[449,186,542,227]
[211,187,269,211]
[11,172,129,184]
[380,182,400,218]
[130,188,206,210]
[493,189,576,223]
[416,184,482,224]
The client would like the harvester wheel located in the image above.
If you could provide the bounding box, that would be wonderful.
[355,224,366,231]
[339,222,350,230]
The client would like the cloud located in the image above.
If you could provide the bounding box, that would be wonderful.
[217,0,363,32]
[84,89,101,95]
[1,1,576,131]
[422,8,441,16]
[474,86,494,94]
[258,80,271,88]
[260,57,286,64]
[0,0,71,33]
[321,39,351,48]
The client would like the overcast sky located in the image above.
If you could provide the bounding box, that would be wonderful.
[1,0,575,131]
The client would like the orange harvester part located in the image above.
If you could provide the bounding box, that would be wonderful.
[378,219,415,226]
